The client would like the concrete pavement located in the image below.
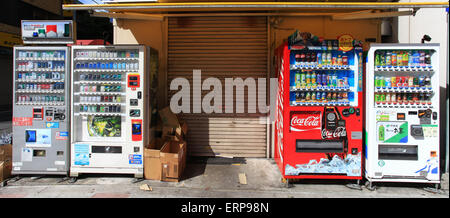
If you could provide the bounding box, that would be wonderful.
[1,158,448,198]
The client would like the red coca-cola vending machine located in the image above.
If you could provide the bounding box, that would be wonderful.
[274,32,364,185]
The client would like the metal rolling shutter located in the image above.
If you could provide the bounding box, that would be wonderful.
[167,16,268,157]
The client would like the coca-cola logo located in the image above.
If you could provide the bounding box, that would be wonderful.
[321,127,347,139]
[290,113,321,131]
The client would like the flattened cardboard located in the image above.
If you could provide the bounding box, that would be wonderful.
[0,144,12,162]
[0,144,12,182]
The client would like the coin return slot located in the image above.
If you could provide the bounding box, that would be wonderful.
[33,150,46,157]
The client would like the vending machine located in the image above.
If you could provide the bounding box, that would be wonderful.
[274,36,364,184]
[69,45,152,178]
[365,43,440,189]
[11,20,74,176]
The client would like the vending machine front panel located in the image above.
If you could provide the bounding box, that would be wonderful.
[12,46,70,175]
[274,40,364,180]
[365,43,440,184]
[69,45,149,178]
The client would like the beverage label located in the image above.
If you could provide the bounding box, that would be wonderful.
[391,77,397,88]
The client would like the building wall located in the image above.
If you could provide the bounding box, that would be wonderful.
[113,19,166,109]
[397,0,449,172]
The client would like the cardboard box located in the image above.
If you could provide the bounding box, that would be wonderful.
[0,144,12,183]
[160,141,186,182]
[161,122,188,142]
[159,107,180,128]
[144,138,165,180]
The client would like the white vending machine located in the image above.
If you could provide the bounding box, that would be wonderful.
[365,43,440,189]
[69,45,150,178]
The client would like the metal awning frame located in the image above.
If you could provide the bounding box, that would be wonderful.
[63,2,449,20]
[63,2,449,11]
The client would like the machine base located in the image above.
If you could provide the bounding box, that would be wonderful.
[69,167,143,178]
[365,177,440,184]
[11,170,68,176]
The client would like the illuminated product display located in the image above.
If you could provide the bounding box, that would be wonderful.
[365,43,440,189]
[69,45,151,178]
[12,46,70,175]
[274,38,364,184]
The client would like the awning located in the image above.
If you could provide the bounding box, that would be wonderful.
[63,1,449,11]
[63,1,449,20]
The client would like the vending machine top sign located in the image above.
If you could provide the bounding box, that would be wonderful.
[21,20,75,45]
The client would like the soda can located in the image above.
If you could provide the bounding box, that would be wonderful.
[295,72,301,88]
[322,74,327,87]
[305,72,311,85]
[402,77,409,88]
[316,73,322,86]
[408,51,414,67]
[391,77,397,88]
[322,53,327,65]
[397,52,402,66]
[342,55,348,66]
[299,92,305,102]
[397,93,403,104]
[327,53,332,65]
[379,93,386,103]
[426,93,432,105]
[396,76,402,88]
[407,76,414,88]
[424,76,431,89]
[403,52,409,66]
[305,53,311,65]
[332,74,337,87]
[300,72,306,85]
[418,76,425,87]
[305,92,311,101]
[392,52,397,66]
[384,77,391,89]
[412,93,419,103]
[385,93,391,103]
[379,76,385,88]
[386,52,392,66]
[317,53,322,65]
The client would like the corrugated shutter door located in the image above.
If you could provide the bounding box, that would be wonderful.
[168,16,268,157]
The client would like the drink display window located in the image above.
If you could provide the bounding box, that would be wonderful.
[288,40,359,107]
[71,47,140,142]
